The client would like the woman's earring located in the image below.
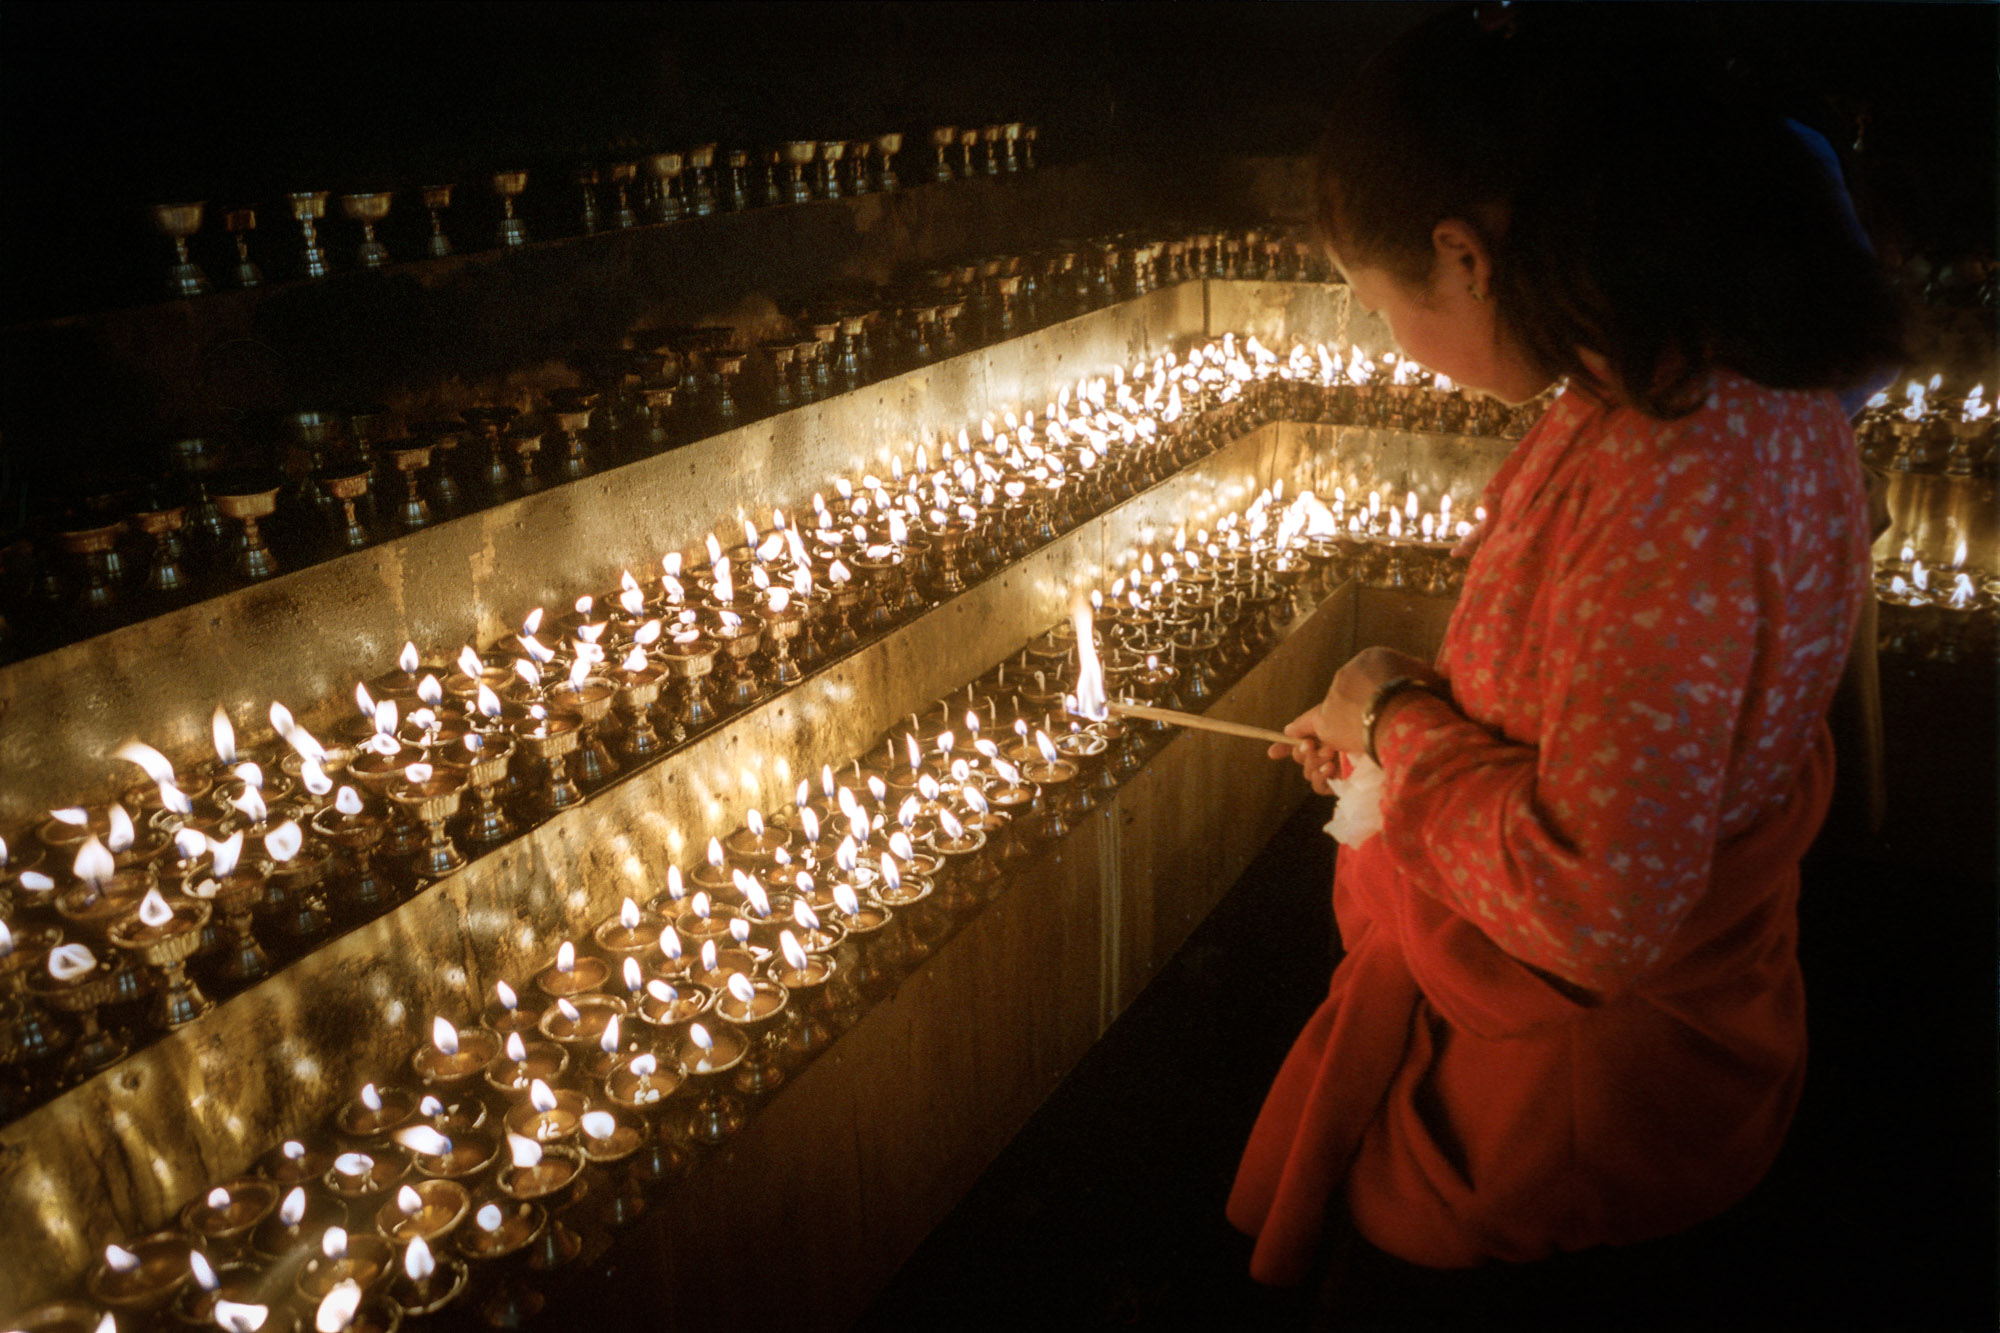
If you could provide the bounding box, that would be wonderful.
[1468,285,1487,302]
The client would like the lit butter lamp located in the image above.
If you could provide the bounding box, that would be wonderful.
[494,1133,586,1272]
[508,702,587,820]
[374,1179,471,1249]
[0,916,73,1083]
[770,926,841,1061]
[634,974,712,1041]
[411,1016,499,1092]
[308,1274,401,1333]
[485,1029,569,1097]
[251,1185,344,1263]
[591,896,665,965]
[579,1104,651,1226]
[84,1233,196,1318]
[335,1081,418,1142]
[193,829,277,987]
[171,1249,277,1333]
[311,785,394,920]
[295,1225,395,1306]
[538,993,628,1070]
[607,634,668,761]
[534,939,607,1000]
[179,1177,280,1260]
[828,879,894,1017]
[503,1077,585,1144]
[387,761,469,882]
[867,850,935,976]
[395,1120,501,1183]
[456,1199,547,1327]
[677,1020,750,1145]
[257,1136,333,1186]
[108,884,212,1029]
[605,1048,693,1187]
[714,970,789,1095]
[480,978,541,1041]
[723,805,800,867]
[325,1147,410,1207]
[388,1233,467,1319]
[28,942,128,1079]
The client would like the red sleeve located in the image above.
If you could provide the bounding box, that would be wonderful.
[1371,421,1762,995]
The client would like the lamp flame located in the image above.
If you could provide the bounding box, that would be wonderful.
[190,1249,219,1290]
[689,1022,714,1052]
[74,837,115,891]
[215,1299,269,1332]
[555,940,575,972]
[404,1235,435,1283]
[507,1133,543,1169]
[431,1016,459,1056]
[279,1186,308,1227]
[322,1225,349,1259]
[396,1184,424,1215]
[600,1013,622,1054]
[478,1203,505,1232]
[49,943,96,982]
[115,739,178,790]
[315,1279,362,1333]
[210,830,244,879]
[726,973,756,1005]
[529,1079,558,1113]
[212,705,237,764]
[334,787,364,817]
[230,783,268,826]
[104,1243,139,1273]
[583,1110,618,1141]
[396,1126,452,1158]
[137,888,174,929]
[265,821,302,864]
[504,1031,527,1062]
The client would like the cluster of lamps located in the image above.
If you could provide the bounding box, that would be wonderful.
[146,125,1042,300]
[11,224,1319,663]
[1,440,1437,1329]
[1857,377,1996,660]
[5,324,1495,1121]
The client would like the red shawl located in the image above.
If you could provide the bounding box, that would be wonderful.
[1229,376,1867,1284]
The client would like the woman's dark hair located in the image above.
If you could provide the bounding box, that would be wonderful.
[1317,4,1906,418]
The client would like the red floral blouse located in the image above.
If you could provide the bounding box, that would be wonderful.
[1374,370,1870,991]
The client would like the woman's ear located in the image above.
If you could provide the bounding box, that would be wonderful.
[1431,218,1494,301]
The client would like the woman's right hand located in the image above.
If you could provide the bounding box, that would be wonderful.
[1271,728,1341,795]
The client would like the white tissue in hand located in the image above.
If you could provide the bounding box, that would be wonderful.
[1324,756,1386,846]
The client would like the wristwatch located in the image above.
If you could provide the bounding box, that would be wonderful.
[1362,676,1441,767]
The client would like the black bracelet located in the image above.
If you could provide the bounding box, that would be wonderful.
[1362,676,1439,767]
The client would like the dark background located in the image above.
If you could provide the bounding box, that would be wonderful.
[1,1,1995,322]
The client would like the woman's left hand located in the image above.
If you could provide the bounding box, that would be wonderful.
[1271,647,1446,776]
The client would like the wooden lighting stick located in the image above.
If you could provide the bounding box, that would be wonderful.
[1106,701,1299,747]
